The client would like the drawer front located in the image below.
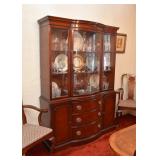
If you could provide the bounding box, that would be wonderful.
[72,120,101,139]
[72,109,102,126]
[72,98,102,114]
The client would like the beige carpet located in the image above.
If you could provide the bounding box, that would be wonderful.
[109,124,136,156]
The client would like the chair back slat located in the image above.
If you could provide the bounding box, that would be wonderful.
[128,76,135,99]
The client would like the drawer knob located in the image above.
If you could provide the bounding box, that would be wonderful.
[98,100,102,105]
[76,130,82,136]
[98,112,101,116]
[97,124,101,128]
[76,105,82,110]
[76,117,82,123]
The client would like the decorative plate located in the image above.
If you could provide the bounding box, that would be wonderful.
[73,31,83,51]
[86,53,98,71]
[73,54,84,71]
[54,53,68,72]
[89,74,99,89]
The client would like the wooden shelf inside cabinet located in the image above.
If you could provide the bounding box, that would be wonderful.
[73,90,100,96]
[52,50,68,52]
[73,51,96,53]
[52,72,68,75]
[103,70,112,73]
[73,71,99,74]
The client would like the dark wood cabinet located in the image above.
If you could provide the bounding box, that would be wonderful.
[38,16,119,150]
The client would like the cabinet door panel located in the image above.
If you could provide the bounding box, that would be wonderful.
[51,104,71,144]
[72,30,101,96]
[51,28,70,99]
[103,92,116,128]
[102,34,116,91]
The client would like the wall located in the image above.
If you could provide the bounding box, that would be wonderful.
[22,4,136,107]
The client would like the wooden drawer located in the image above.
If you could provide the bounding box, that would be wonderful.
[72,109,102,126]
[72,98,102,114]
[72,120,101,139]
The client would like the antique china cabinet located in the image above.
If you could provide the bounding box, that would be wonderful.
[38,16,119,150]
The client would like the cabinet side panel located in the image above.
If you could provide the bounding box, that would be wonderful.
[39,25,50,99]
[40,98,51,128]
[103,92,116,128]
[110,34,117,89]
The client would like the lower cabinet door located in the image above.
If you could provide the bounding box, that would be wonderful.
[103,92,116,128]
[50,103,71,145]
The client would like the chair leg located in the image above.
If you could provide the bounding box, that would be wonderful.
[116,110,122,118]
[43,137,55,152]
[50,137,55,152]
[115,110,123,128]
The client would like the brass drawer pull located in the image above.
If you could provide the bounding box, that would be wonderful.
[76,117,82,123]
[97,124,101,128]
[76,130,82,136]
[98,100,102,105]
[98,112,101,116]
[76,105,82,110]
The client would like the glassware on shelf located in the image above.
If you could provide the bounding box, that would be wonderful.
[104,52,111,71]
[104,34,111,52]
[102,75,109,90]
[52,82,61,98]
[51,29,68,51]
[60,38,68,51]
[86,52,97,72]
[52,37,60,51]
[89,74,99,91]
[103,81,109,90]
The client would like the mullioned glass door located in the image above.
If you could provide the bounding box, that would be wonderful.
[72,30,101,96]
[50,28,69,99]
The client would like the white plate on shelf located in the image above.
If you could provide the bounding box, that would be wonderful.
[73,54,84,71]
[74,32,83,51]
[54,53,68,72]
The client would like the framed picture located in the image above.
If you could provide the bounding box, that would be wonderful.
[116,33,127,53]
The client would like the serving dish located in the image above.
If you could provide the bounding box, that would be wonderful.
[53,53,68,72]
[73,54,84,71]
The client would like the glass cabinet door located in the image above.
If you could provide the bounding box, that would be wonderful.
[51,28,69,99]
[72,30,100,96]
[102,34,115,90]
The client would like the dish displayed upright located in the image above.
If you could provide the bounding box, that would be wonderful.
[38,16,119,150]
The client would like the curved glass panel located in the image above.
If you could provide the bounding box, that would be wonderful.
[102,34,116,90]
[73,31,100,96]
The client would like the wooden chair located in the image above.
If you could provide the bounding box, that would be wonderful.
[116,74,136,117]
[22,105,54,155]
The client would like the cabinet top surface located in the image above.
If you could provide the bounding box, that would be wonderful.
[38,16,119,30]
